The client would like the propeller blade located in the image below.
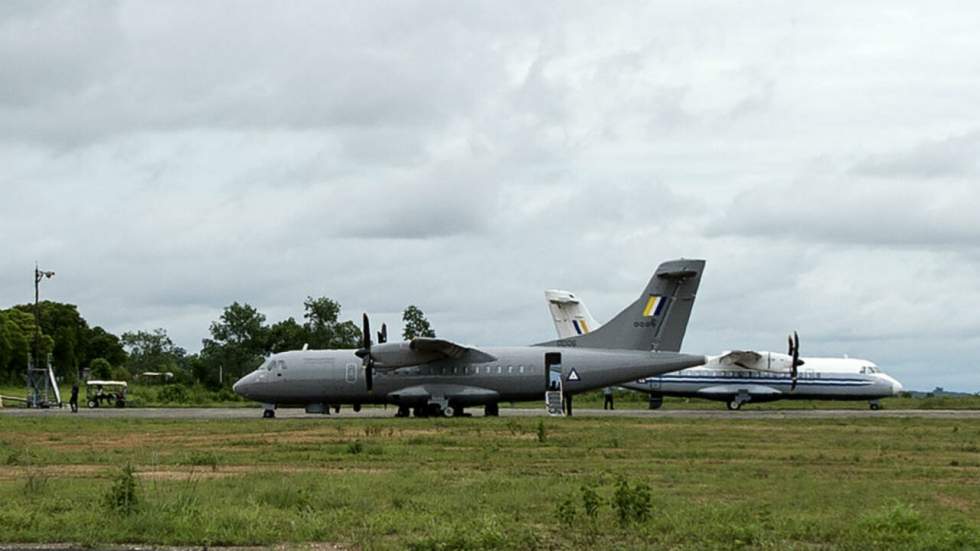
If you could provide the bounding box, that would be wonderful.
[362,314,371,350]
[790,331,800,390]
[360,313,374,391]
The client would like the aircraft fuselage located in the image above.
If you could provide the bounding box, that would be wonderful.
[233,346,706,408]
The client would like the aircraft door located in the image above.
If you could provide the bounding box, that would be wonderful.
[345,362,358,384]
[544,353,563,416]
[545,352,562,391]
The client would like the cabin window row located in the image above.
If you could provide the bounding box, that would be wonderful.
[680,370,820,379]
[413,365,530,376]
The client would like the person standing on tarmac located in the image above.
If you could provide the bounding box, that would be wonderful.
[603,386,614,410]
[69,382,79,413]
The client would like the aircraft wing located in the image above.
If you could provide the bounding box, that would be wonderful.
[370,338,498,369]
[697,384,782,396]
[411,338,497,363]
[388,383,500,403]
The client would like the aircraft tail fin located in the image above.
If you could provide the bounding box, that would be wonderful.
[545,290,601,339]
[545,259,705,352]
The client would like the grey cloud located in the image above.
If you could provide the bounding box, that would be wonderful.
[708,180,980,248]
[3,1,980,391]
[852,130,980,179]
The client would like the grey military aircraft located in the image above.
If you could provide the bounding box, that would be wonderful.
[233,259,707,418]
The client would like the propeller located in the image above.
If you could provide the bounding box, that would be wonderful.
[378,323,387,344]
[354,314,374,391]
[788,331,802,390]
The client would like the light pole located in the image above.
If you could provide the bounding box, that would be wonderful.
[28,263,55,408]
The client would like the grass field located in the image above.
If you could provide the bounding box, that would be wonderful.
[0,415,977,549]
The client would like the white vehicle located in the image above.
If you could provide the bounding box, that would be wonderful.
[545,290,903,410]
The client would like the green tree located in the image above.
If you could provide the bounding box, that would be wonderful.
[13,301,87,371]
[83,327,127,369]
[89,358,113,380]
[0,311,13,381]
[303,296,361,349]
[267,317,308,353]
[53,326,77,378]
[0,308,51,380]
[120,329,185,376]
[402,305,435,340]
[200,302,269,386]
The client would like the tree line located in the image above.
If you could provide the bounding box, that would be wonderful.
[0,298,435,388]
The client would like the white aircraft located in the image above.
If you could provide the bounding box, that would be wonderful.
[545,290,903,410]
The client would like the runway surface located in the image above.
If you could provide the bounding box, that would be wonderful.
[2,407,979,419]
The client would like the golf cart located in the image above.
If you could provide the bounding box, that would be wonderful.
[86,380,128,408]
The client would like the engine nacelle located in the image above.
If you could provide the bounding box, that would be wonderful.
[369,342,442,368]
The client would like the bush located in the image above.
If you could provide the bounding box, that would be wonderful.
[158,384,189,403]
[182,451,219,470]
[612,477,652,526]
[110,366,131,382]
[103,464,139,515]
[581,483,601,520]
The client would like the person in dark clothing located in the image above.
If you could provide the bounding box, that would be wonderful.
[69,383,79,413]
[603,386,614,410]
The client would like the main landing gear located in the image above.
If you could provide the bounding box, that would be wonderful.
[869,400,882,411]
[408,403,465,418]
[727,391,751,411]
[262,403,276,418]
[648,394,664,410]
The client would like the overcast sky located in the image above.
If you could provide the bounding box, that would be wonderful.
[2,1,979,391]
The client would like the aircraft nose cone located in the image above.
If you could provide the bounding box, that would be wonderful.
[891,379,903,396]
[232,374,251,397]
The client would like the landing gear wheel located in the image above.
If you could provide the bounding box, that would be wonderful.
[353,403,362,413]
[413,406,427,418]
[396,405,411,417]
[869,402,881,411]
[426,403,444,417]
[262,409,276,419]
[726,400,742,411]
[443,406,455,417]
[485,403,499,417]
[648,395,664,410]
[87,400,97,409]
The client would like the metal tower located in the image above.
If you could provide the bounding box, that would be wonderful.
[27,263,57,408]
